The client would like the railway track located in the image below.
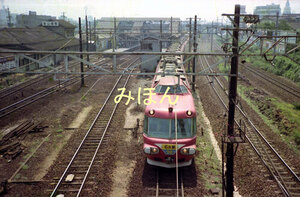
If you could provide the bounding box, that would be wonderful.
[155,168,184,197]
[0,56,136,119]
[212,39,300,101]
[49,57,138,197]
[0,56,97,100]
[144,168,184,197]
[199,55,300,196]
[241,64,300,100]
[0,52,131,102]
[0,75,47,100]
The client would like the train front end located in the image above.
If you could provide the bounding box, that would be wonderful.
[143,94,197,168]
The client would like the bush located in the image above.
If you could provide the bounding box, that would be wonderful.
[293,103,300,111]
[294,131,300,146]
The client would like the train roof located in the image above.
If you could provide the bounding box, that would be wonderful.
[154,76,184,86]
[144,40,195,119]
[144,93,196,119]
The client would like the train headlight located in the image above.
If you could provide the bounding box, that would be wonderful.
[186,110,192,116]
[182,148,189,154]
[149,109,155,115]
[150,147,159,154]
[144,147,159,154]
[180,148,196,155]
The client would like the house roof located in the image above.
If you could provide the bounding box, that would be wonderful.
[0,27,79,51]
[56,20,76,28]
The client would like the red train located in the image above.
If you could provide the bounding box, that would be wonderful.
[143,43,197,168]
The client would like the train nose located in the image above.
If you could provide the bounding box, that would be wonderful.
[165,157,174,163]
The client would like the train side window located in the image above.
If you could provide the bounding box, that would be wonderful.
[179,85,188,93]
[154,85,162,93]
[155,85,187,94]
[193,117,196,136]
[144,116,148,134]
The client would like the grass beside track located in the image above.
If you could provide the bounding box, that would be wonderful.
[194,93,222,194]
[216,59,300,153]
[238,85,300,154]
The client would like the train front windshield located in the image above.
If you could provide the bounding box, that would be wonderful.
[145,117,196,139]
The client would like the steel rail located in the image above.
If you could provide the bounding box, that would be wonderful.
[199,55,290,196]
[50,57,138,197]
[75,61,136,197]
[0,56,134,118]
[155,169,184,197]
[204,54,300,183]
[214,38,300,99]
[0,78,78,118]
[0,55,99,98]
[0,73,80,118]
[199,55,300,196]
[0,55,99,99]
[241,64,300,99]
[0,76,46,99]
[156,169,159,197]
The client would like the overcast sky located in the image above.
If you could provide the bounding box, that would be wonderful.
[2,0,300,21]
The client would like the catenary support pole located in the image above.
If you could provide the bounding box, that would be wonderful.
[274,12,279,54]
[171,16,173,43]
[192,15,197,92]
[89,21,92,51]
[94,17,96,47]
[160,20,162,52]
[188,18,192,73]
[85,15,89,63]
[211,21,214,52]
[79,17,84,86]
[113,17,117,73]
[226,4,240,197]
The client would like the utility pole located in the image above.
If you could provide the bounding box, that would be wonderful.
[211,21,213,52]
[188,18,192,73]
[85,15,89,63]
[160,20,162,52]
[274,11,279,54]
[7,8,12,27]
[170,16,173,42]
[113,17,117,73]
[94,17,96,49]
[79,17,84,86]
[114,17,117,49]
[179,20,181,35]
[192,15,197,92]
[225,25,228,68]
[62,12,66,20]
[226,4,240,197]
[89,21,92,50]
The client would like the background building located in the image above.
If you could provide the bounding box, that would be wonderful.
[16,11,56,28]
[283,0,291,15]
[254,3,281,18]
[41,19,76,38]
[0,7,17,28]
